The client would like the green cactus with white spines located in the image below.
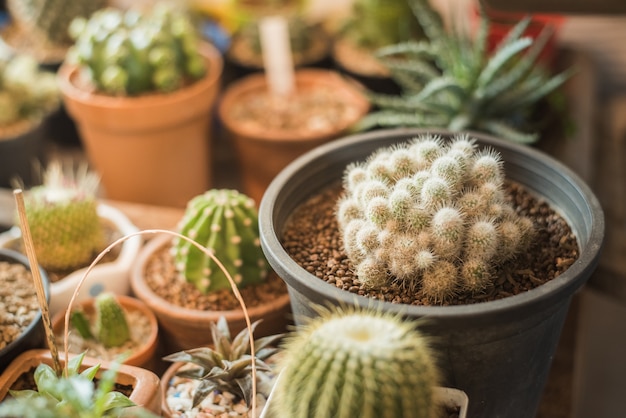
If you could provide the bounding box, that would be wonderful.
[20,161,104,272]
[66,4,207,96]
[337,133,534,303]
[172,189,269,294]
[71,292,131,348]
[272,306,441,418]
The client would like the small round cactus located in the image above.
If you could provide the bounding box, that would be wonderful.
[273,306,441,418]
[337,133,535,303]
[172,189,269,294]
[21,161,104,272]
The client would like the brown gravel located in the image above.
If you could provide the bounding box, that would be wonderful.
[0,261,39,349]
[281,181,579,306]
[142,244,288,311]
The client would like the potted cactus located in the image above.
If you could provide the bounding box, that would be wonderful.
[0,161,142,315]
[261,306,468,418]
[160,315,284,417]
[57,4,223,207]
[0,52,60,188]
[257,128,604,418]
[130,189,291,354]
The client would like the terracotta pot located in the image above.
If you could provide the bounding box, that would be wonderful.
[218,68,369,205]
[0,349,162,415]
[51,294,159,371]
[130,234,292,354]
[57,42,224,208]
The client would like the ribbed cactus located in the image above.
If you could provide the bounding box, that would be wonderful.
[272,306,441,418]
[0,54,60,128]
[66,4,207,96]
[20,161,103,272]
[172,189,269,294]
[71,292,131,348]
[337,133,534,303]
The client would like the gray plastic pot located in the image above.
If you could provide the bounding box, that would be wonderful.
[258,128,605,418]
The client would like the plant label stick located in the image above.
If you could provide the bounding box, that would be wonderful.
[260,16,295,98]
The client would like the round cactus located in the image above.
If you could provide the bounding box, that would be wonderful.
[273,306,441,418]
[337,133,535,303]
[21,161,104,272]
[172,189,269,294]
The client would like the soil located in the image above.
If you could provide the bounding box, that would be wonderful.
[281,181,578,306]
[142,243,288,311]
[0,261,39,350]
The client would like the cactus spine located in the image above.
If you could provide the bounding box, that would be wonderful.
[273,306,441,418]
[21,161,104,272]
[337,133,535,303]
[172,189,269,294]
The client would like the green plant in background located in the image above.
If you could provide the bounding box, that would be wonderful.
[172,189,269,294]
[336,133,534,303]
[70,292,131,349]
[0,53,60,129]
[272,305,441,418]
[0,352,153,418]
[18,161,104,272]
[163,316,284,408]
[355,0,574,144]
[66,4,207,96]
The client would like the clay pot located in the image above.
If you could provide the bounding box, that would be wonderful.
[51,294,159,371]
[218,68,369,205]
[0,349,162,415]
[57,42,223,208]
[130,234,292,354]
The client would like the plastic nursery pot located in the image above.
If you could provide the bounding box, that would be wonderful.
[51,295,160,371]
[258,127,605,418]
[0,349,162,415]
[0,118,47,189]
[0,249,50,373]
[217,68,370,205]
[57,42,223,208]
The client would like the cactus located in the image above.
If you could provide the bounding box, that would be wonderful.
[20,161,104,272]
[70,292,131,348]
[272,306,441,418]
[336,133,535,303]
[66,4,207,96]
[0,53,60,128]
[172,189,269,294]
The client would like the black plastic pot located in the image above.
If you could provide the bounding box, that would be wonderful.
[0,249,50,373]
[0,119,47,189]
[258,128,605,418]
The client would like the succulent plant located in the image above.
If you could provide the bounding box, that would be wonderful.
[66,4,207,96]
[354,0,573,144]
[272,305,441,418]
[70,292,131,349]
[19,161,104,272]
[336,133,535,303]
[0,53,60,129]
[163,316,284,409]
[171,189,269,294]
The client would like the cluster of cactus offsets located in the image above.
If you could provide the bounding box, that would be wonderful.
[67,4,207,96]
[0,54,60,128]
[71,292,131,348]
[273,306,441,418]
[172,189,269,294]
[336,133,535,303]
[21,161,104,272]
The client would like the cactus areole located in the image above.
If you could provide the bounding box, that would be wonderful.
[172,189,269,293]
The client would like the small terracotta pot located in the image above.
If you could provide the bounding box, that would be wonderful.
[159,361,185,418]
[218,68,369,205]
[58,42,223,208]
[51,294,159,371]
[130,234,292,354]
[0,349,162,415]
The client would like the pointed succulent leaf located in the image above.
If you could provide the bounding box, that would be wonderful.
[67,351,87,376]
[234,375,254,406]
[191,379,220,408]
[493,16,532,50]
[477,37,533,89]
[101,391,136,411]
[480,120,539,144]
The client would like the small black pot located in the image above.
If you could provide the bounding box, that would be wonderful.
[0,119,47,189]
[258,128,605,418]
[0,249,50,373]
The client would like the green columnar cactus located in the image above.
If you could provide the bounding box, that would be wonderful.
[71,292,131,348]
[21,161,104,272]
[66,4,207,96]
[273,306,441,418]
[172,189,269,294]
[0,54,60,128]
[337,133,534,303]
